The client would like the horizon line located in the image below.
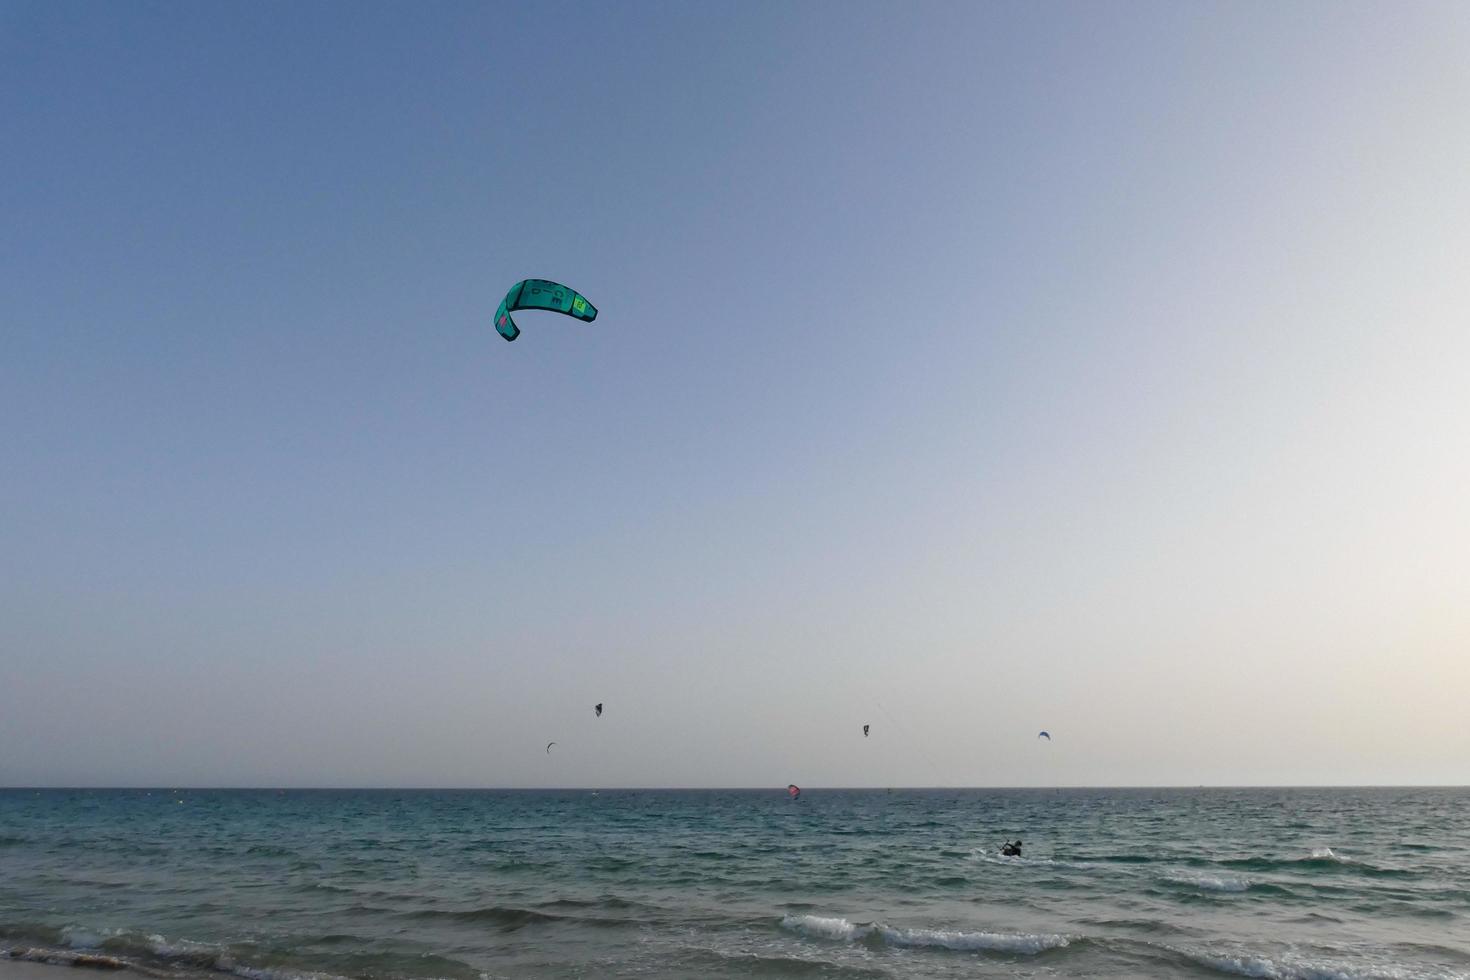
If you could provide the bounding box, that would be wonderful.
[3,784,1466,791]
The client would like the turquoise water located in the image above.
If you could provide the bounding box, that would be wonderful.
[1,788,1467,979]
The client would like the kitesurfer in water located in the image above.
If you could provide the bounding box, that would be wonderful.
[1001,839,1022,856]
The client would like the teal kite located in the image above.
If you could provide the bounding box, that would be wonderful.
[494,279,597,342]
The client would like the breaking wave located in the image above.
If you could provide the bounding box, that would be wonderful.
[1178,944,1470,980]
[778,914,1069,954]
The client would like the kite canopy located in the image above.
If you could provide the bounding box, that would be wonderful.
[787,784,801,800]
[546,741,557,754]
[594,703,603,717]
[862,724,869,737]
[1038,731,1051,740]
[494,279,597,341]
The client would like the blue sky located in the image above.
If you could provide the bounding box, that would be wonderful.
[3,1,1467,787]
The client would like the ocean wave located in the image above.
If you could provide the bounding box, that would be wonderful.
[1072,916,1185,935]
[1164,872,1251,893]
[143,933,231,965]
[404,905,562,929]
[1216,848,1412,879]
[780,915,866,941]
[1291,847,1372,871]
[1083,853,1155,864]
[59,925,117,949]
[1178,944,1470,980]
[680,945,894,978]
[403,903,638,930]
[778,914,1069,954]
[878,925,1070,954]
[534,895,652,912]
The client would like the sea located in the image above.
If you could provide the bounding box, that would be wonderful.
[1,788,1466,980]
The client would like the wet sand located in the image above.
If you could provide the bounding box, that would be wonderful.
[0,962,114,980]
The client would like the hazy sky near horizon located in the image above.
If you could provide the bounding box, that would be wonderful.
[3,1,1467,788]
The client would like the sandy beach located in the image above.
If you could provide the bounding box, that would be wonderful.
[0,961,117,980]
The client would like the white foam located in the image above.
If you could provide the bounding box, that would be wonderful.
[58,926,105,949]
[147,934,222,959]
[1308,847,1344,862]
[779,915,866,941]
[966,847,1061,867]
[875,925,1068,954]
[1165,872,1250,893]
[779,914,1068,955]
[1181,946,1469,980]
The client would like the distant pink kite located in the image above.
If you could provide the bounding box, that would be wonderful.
[787,784,801,800]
